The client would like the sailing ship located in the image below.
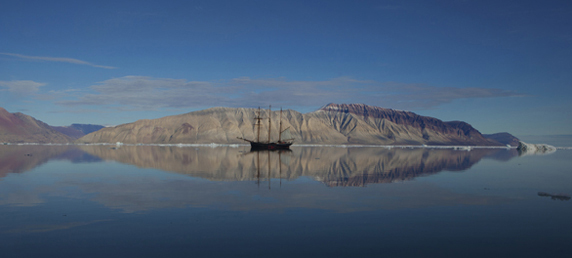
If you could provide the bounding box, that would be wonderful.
[238,106,294,150]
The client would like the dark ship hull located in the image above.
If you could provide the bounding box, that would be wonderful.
[238,106,294,150]
[249,141,293,150]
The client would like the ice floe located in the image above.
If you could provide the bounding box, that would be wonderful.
[516,141,557,156]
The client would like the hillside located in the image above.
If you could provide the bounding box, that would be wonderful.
[0,107,73,143]
[78,103,514,146]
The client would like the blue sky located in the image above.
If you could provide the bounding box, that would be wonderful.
[1,0,571,136]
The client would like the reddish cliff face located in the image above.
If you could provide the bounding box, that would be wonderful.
[0,107,25,134]
[0,107,73,143]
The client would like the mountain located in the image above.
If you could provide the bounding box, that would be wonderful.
[311,103,504,145]
[0,107,73,143]
[482,132,520,147]
[78,103,515,146]
[51,124,105,139]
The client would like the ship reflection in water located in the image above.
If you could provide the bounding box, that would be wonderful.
[246,149,291,189]
[1,145,571,258]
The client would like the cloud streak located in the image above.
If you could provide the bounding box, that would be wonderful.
[0,80,46,95]
[56,76,522,112]
[0,52,117,69]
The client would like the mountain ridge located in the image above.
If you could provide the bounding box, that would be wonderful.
[51,124,106,139]
[78,104,515,146]
[0,104,518,145]
[0,107,73,143]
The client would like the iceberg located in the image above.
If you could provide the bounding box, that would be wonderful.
[516,141,556,156]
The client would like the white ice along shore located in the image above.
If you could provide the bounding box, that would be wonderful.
[516,141,557,156]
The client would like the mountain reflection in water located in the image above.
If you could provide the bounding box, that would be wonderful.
[0,145,101,178]
[0,145,517,186]
[1,145,571,258]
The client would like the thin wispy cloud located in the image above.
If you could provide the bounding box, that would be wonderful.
[0,80,46,95]
[375,82,524,109]
[56,76,522,112]
[0,52,117,69]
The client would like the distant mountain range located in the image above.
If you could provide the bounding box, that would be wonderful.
[77,103,518,146]
[51,124,105,139]
[0,104,519,145]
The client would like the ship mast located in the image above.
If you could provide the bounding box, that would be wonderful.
[267,105,272,143]
[278,108,283,142]
[256,107,262,142]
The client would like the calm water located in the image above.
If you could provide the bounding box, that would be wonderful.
[0,145,571,258]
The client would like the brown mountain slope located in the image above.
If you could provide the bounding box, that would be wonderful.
[0,107,73,143]
[313,103,500,145]
[78,104,511,146]
[482,132,520,147]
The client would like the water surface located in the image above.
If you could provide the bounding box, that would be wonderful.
[0,145,570,257]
